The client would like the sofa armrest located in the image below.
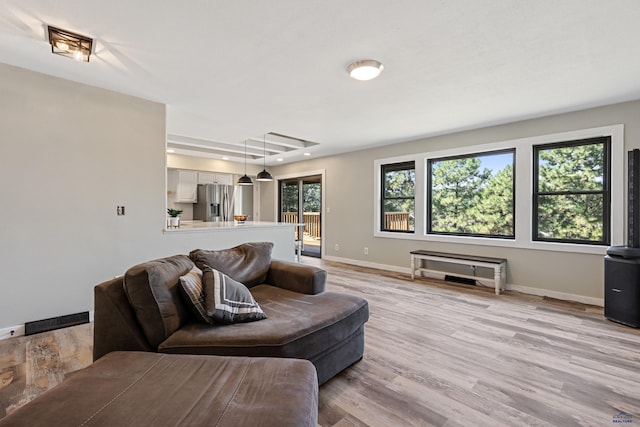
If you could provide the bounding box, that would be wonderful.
[93,277,154,361]
[265,260,327,295]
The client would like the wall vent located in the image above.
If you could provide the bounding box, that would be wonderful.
[444,275,477,286]
[24,311,89,336]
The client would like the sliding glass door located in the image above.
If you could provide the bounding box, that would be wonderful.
[279,175,322,257]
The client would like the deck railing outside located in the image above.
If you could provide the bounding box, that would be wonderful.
[281,212,321,239]
[284,212,410,233]
[384,212,411,231]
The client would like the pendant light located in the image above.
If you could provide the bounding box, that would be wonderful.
[237,140,253,186]
[256,134,274,182]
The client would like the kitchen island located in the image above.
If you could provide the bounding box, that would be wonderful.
[163,221,297,262]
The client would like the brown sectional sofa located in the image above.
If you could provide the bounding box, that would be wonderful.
[0,242,368,426]
[93,242,370,385]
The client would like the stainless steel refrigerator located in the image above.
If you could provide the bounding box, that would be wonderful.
[193,184,234,222]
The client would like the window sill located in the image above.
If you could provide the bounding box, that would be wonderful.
[373,230,612,255]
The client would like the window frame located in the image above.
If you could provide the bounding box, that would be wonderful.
[427,148,516,239]
[380,161,416,233]
[373,125,624,255]
[532,137,611,245]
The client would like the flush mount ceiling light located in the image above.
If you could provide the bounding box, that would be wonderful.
[237,140,253,186]
[347,59,384,81]
[256,134,274,182]
[47,26,93,62]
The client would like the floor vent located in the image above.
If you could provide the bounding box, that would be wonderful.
[444,275,477,286]
[25,311,89,336]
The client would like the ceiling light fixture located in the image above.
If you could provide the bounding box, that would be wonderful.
[237,140,253,186]
[166,148,175,153]
[256,134,274,182]
[47,26,93,63]
[347,59,384,81]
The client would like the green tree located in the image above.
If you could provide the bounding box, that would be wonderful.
[477,164,514,235]
[303,183,321,212]
[430,153,514,236]
[536,143,605,241]
[430,157,492,233]
[281,182,321,214]
[282,183,298,213]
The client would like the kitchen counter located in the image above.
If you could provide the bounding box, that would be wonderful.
[162,221,298,262]
[165,221,296,232]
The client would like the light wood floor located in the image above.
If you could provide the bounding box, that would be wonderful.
[313,258,640,427]
[1,258,639,426]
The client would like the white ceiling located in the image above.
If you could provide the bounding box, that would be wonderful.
[2,1,640,165]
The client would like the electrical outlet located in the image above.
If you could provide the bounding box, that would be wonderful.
[117,206,125,216]
[364,247,369,255]
[334,244,339,251]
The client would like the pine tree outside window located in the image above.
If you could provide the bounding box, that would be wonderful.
[428,149,515,238]
[533,137,611,245]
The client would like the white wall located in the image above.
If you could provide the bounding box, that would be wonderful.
[3,61,636,330]
[267,100,640,304]
[0,64,292,331]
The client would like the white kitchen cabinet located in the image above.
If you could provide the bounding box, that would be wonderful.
[197,172,216,185]
[198,172,232,185]
[176,170,198,202]
[213,173,233,185]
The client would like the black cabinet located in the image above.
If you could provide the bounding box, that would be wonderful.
[604,251,640,328]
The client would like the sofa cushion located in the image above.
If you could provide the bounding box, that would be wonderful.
[202,266,267,324]
[178,266,209,324]
[189,242,273,287]
[124,255,195,348]
[158,284,369,363]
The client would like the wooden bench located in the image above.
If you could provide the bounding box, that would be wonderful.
[410,250,507,295]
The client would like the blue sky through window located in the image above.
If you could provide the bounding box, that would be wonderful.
[478,152,512,176]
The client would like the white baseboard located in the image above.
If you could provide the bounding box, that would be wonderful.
[322,255,604,307]
[0,324,25,340]
[507,284,604,307]
[0,311,95,341]
[322,255,411,274]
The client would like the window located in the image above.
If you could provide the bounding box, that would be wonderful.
[533,137,611,245]
[381,161,415,232]
[428,149,515,238]
[374,125,623,254]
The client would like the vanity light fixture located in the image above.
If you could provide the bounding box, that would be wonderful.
[347,59,384,81]
[48,26,93,63]
[237,140,253,186]
[256,134,274,182]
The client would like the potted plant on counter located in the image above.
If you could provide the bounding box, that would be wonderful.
[167,208,183,228]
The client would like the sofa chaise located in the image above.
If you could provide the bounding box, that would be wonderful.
[93,242,369,385]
